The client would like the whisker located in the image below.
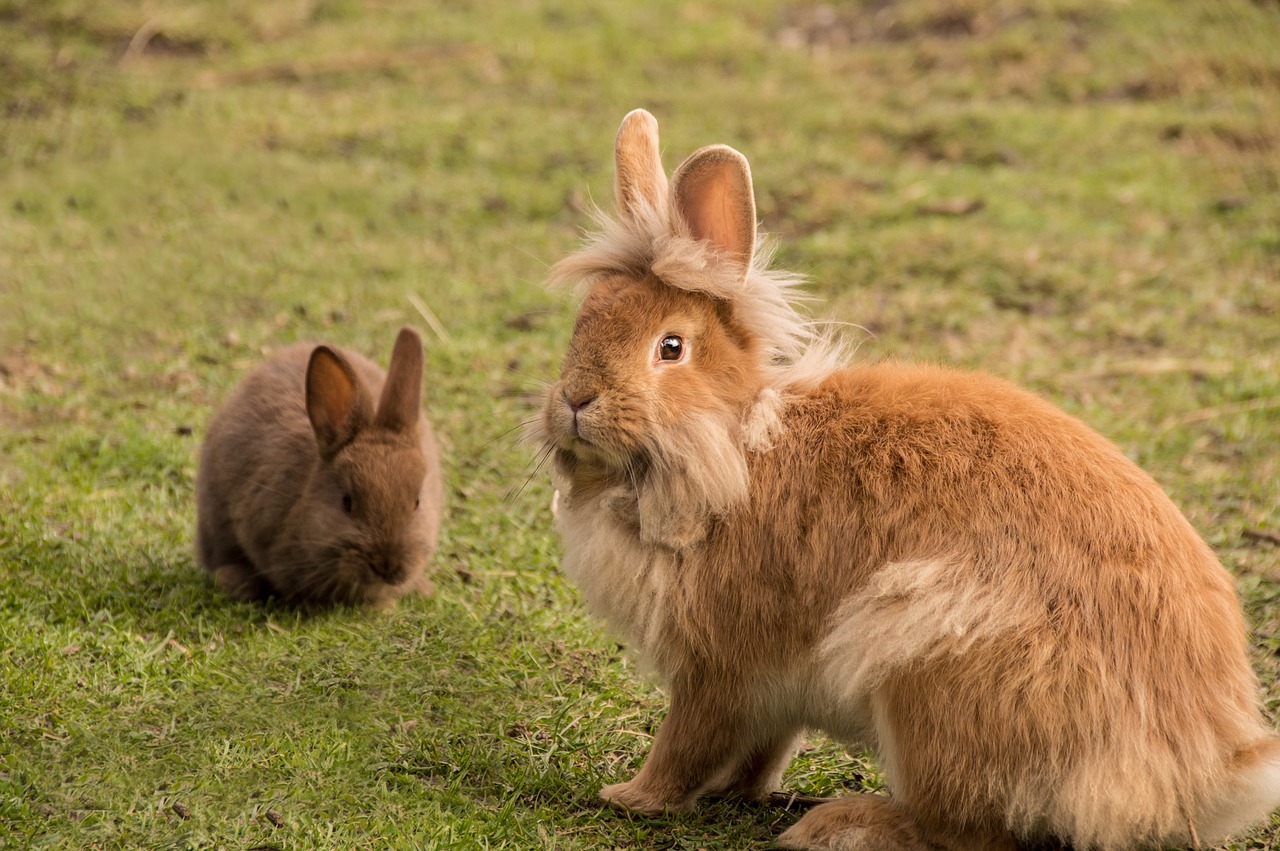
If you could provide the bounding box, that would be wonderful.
[505,441,558,505]
[503,437,556,497]
[481,419,543,453]
[504,367,555,390]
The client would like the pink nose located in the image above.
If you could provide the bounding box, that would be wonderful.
[565,393,595,434]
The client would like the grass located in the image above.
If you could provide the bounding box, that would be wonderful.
[1,0,1278,847]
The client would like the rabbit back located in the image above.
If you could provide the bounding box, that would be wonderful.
[796,365,1259,847]
[196,344,319,588]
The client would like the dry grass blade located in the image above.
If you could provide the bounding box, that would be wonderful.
[408,293,452,344]
[1060,358,1236,383]
[1166,396,1280,428]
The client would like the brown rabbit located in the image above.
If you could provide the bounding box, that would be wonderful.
[534,109,1280,850]
[196,326,442,608]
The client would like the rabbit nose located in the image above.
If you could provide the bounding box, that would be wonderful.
[565,392,596,434]
[566,392,596,413]
[371,556,403,583]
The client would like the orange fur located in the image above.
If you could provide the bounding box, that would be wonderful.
[536,110,1280,849]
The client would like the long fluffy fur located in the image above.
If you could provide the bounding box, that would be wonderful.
[541,111,1280,850]
[550,198,846,392]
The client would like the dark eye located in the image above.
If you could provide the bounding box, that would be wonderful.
[657,335,684,363]
[341,493,353,513]
[414,497,420,510]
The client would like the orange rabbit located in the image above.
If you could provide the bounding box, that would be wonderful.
[535,109,1280,850]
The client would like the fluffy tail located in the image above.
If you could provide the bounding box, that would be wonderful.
[1198,736,1280,844]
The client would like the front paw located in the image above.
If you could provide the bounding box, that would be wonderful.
[212,563,271,602]
[599,780,690,815]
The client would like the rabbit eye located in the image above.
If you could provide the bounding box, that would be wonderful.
[656,335,685,364]
[414,497,420,510]
[341,493,353,513]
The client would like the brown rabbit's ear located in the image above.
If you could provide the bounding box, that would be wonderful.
[307,346,373,458]
[374,326,424,433]
[670,144,757,277]
[615,109,668,220]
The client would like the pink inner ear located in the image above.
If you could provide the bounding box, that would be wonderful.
[675,152,755,268]
[687,171,742,258]
[318,371,354,430]
[308,351,358,436]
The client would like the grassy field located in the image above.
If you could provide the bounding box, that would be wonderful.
[2,0,1279,847]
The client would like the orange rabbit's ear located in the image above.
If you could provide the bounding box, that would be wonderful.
[670,144,757,279]
[375,326,424,433]
[614,109,668,220]
[306,346,373,458]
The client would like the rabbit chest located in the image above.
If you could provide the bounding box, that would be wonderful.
[552,479,682,663]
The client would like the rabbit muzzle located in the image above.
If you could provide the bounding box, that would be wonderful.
[369,558,402,584]
[361,543,420,586]
[550,392,633,471]
[565,391,596,437]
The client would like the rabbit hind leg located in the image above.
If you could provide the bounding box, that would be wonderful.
[777,795,1016,851]
[197,513,272,602]
[211,560,272,602]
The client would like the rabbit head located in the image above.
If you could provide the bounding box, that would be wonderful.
[539,110,838,548]
[281,327,437,604]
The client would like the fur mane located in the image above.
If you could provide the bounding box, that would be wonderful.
[548,199,846,391]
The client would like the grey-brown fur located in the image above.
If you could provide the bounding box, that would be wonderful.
[196,326,442,608]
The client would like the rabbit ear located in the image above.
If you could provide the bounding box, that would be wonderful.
[670,144,757,276]
[374,326,424,433]
[307,346,373,458]
[615,109,668,220]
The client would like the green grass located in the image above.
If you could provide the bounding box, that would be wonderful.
[2,0,1279,847]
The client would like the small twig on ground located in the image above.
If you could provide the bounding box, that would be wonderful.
[767,791,833,811]
[122,16,162,63]
[408,293,452,343]
[1244,529,1280,547]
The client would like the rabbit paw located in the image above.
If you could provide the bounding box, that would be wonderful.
[777,796,931,851]
[212,562,271,602]
[599,780,688,815]
[407,572,435,598]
